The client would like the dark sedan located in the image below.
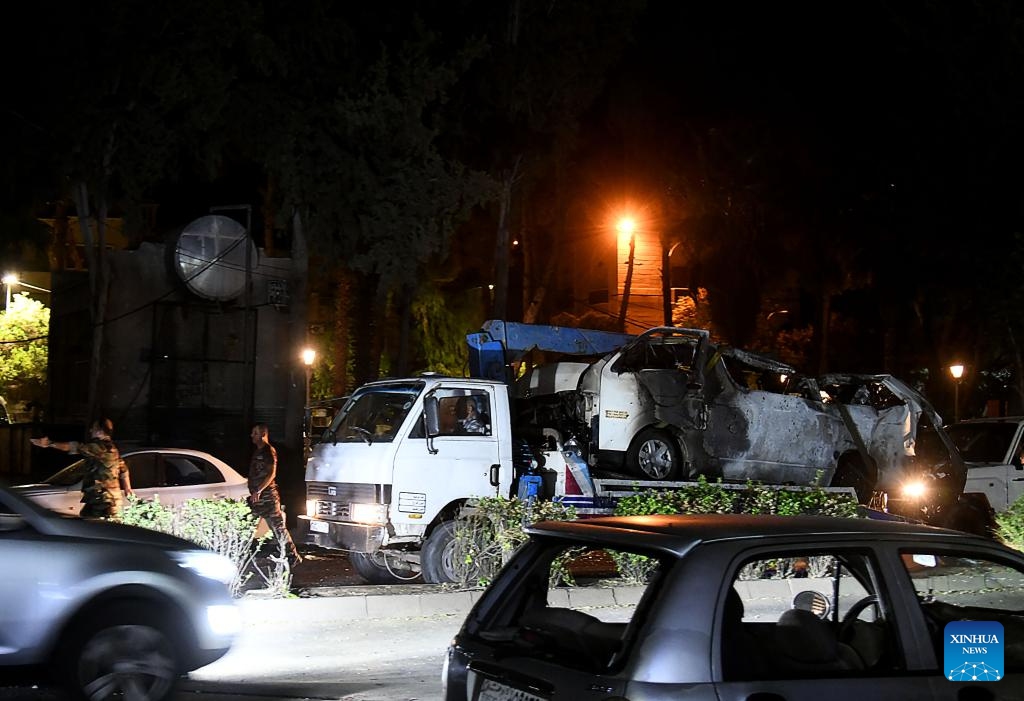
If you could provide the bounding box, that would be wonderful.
[444,513,1024,700]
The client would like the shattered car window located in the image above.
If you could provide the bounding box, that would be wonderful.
[819,377,904,410]
[612,333,698,373]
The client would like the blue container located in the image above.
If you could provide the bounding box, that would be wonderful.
[517,474,544,502]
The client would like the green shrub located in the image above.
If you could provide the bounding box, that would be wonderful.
[120,496,273,597]
[453,497,577,588]
[610,476,860,583]
[995,495,1024,552]
[614,475,859,519]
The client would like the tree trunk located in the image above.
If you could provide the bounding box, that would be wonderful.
[523,255,556,324]
[395,283,414,376]
[284,209,309,458]
[491,158,522,322]
[817,290,831,375]
[351,271,382,386]
[73,182,110,423]
[332,268,353,396]
[491,175,513,321]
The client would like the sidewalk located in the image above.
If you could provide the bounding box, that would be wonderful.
[241,582,645,622]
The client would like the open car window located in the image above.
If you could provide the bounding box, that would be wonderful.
[722,549,902,680]
[899,550,1024,675]
[461,539,670,675]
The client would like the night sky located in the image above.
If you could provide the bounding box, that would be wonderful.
[3,0,1024,408]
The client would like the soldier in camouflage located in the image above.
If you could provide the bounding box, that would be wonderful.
[31,418,133,519]
[249,423,302,565]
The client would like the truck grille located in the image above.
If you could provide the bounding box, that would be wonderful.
[306,482,391,521]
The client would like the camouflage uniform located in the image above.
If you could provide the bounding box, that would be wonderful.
[249,441,299,560]
[74,437,128,519]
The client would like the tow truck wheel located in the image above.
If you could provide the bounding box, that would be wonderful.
[422,520,459,584]
[627,428,682,480]
[349,551,421,584]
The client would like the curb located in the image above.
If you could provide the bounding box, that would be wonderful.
[240,571,947,621]
[240,584,646,622]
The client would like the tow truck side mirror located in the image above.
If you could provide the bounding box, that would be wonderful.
[424,396,441,437]
[424,396,441,454]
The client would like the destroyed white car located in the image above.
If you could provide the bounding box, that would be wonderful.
[516,327,963,504]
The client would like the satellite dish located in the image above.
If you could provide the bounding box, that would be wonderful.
[174,215,257,301]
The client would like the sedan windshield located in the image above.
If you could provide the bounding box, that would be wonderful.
[325,383,422,443]
[43,460,87,486]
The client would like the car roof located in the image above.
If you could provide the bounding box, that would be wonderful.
[525,513,984,557]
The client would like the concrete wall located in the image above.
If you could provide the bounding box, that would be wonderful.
[47,242,306,484]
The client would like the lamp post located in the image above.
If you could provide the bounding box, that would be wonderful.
[616,217,636,330]
[302,348,316,410]
[2,274,15,309]
[949,363,965,423]
[2,274,51,310]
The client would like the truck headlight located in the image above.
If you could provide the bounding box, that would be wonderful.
[350,503,388,524]
[901,479,928,500]
[306,499,318,517]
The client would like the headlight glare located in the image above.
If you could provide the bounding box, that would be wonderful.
[350,502,387,524]
[205,604,241,637]
[902,480,928,499]
[172,550,238,584]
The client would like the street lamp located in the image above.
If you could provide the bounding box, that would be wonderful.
[949,363,965,423]
[2,274,51,310]
[302,347,316,410]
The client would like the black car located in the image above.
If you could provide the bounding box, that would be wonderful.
[444,513,1024,700]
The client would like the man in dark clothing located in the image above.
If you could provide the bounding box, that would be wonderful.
[248,423,301,565]
[31,418,133,519]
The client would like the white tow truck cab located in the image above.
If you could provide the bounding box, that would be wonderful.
[298,376,522,583]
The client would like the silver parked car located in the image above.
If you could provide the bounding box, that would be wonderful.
[13,447,249,515]
[444,513,1024,700]
[0,484,240,700]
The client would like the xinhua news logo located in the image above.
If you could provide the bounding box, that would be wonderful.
[945,621,1003,681]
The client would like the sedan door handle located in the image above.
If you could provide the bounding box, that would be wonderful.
[745,694,786,701]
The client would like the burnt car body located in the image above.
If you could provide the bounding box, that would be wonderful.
[443,514,1024,701]
[515,327,963,505]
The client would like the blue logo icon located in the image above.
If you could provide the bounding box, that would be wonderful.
[945,621,1003,681]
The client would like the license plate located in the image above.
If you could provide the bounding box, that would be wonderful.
[476,678,544,701]
[309,519,329,534]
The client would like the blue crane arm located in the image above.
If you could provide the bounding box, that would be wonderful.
[466,320,635,382]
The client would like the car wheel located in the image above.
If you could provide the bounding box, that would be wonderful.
[60,602,181,701]
[626,428,682,480]
[831,453,876,503]
[422,520,459,584]
[349,551,421,584]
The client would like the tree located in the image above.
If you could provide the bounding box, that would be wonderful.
[0,294,50,405]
